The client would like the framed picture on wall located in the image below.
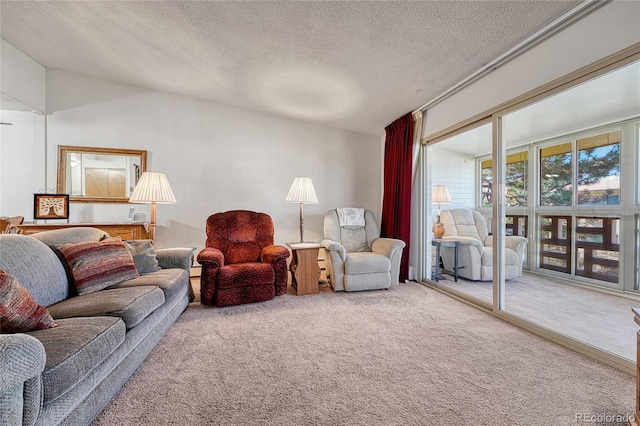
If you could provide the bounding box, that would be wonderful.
[33,194,70,219]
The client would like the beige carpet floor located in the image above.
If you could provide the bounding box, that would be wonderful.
[92,282,634,426]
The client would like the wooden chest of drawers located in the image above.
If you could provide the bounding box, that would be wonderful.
[17,222,150,240]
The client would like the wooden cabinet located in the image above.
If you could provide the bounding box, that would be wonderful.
[18,222,150,240]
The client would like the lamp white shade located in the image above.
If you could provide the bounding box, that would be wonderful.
[285,177,318,204]
[129,172,176,204]
[431,185,452,206]
[128,172,175,241]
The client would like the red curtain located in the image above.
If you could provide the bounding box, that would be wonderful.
[381,112,413,282]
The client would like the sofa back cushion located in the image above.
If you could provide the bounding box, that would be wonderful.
[205,210,274,264]
[441,209,489,242]
[0,235,69,307]
[324,209,380,253]
[31,227,107,247]
[32,227,109,296]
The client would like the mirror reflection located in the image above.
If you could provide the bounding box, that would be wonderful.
[57,146,147,203]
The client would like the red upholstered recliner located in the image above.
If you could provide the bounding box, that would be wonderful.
[197,210,290,306]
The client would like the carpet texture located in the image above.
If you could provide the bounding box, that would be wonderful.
[92,282,634,425]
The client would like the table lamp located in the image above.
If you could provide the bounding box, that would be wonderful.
[285,177,318,242]
[432,185,452,238]
[129,172,176,241]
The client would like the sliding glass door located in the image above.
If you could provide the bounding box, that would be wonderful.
[423,58,640,363]
[425,122,494,307]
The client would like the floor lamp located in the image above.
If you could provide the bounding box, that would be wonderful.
[432,185,452,238]
[285,177,318,243]
[129,172,176,241]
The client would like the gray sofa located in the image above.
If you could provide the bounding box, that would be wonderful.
[0,228,193,426]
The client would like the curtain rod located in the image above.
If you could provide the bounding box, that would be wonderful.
[413,0,606,114]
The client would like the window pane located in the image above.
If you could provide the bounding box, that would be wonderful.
[506,152,527,207]
[577,132,620,205]
[481,163,492,207]
[506,215,528,238]
[577,233,604,243]
[481,153,527,207]
[577,217,603,227]
[540,144,572,206]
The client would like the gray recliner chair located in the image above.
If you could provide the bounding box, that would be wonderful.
[321,208,406,292]
[439,208,527,281]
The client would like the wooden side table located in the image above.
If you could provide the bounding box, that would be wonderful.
[431,239,460,282]
[287,242,321,296]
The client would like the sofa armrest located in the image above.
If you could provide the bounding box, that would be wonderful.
[196,247,225,268]
[484,235,528,252]
[372,237,406,259]
[0,334,45,394]
[504,236,528,253]
[321,239,346,261]
[155,248,195,271]
[261,245,290,264]
[442,236,484,255]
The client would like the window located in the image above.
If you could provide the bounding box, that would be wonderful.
[577,132,620,205]
[481,151,528,207]
[538,132,621,207]
[540,143,572,206]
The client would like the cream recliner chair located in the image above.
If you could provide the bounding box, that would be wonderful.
[322,208,406,291]
[439,209,527,281]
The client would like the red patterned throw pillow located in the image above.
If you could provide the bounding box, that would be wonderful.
[0,269,57,333]
[58,237,139,295]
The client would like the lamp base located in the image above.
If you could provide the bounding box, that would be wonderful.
[432,222,445,239]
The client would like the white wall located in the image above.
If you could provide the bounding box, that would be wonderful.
[45,70,382,255]
[0,40,47,218]
[429,147,475,216]
[0,110,46,218]
[424,0,640,137]
[1,40,46,112]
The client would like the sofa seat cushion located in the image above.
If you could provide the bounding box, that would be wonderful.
[27,316,125,404]
[345,252,391,275]
[47,286,164,330]
[113,269,188,301]
[218,263,274,289]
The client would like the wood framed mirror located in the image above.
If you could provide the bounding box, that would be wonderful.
[57,146,147,203]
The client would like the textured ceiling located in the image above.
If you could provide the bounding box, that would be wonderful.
[0,1,581,136]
